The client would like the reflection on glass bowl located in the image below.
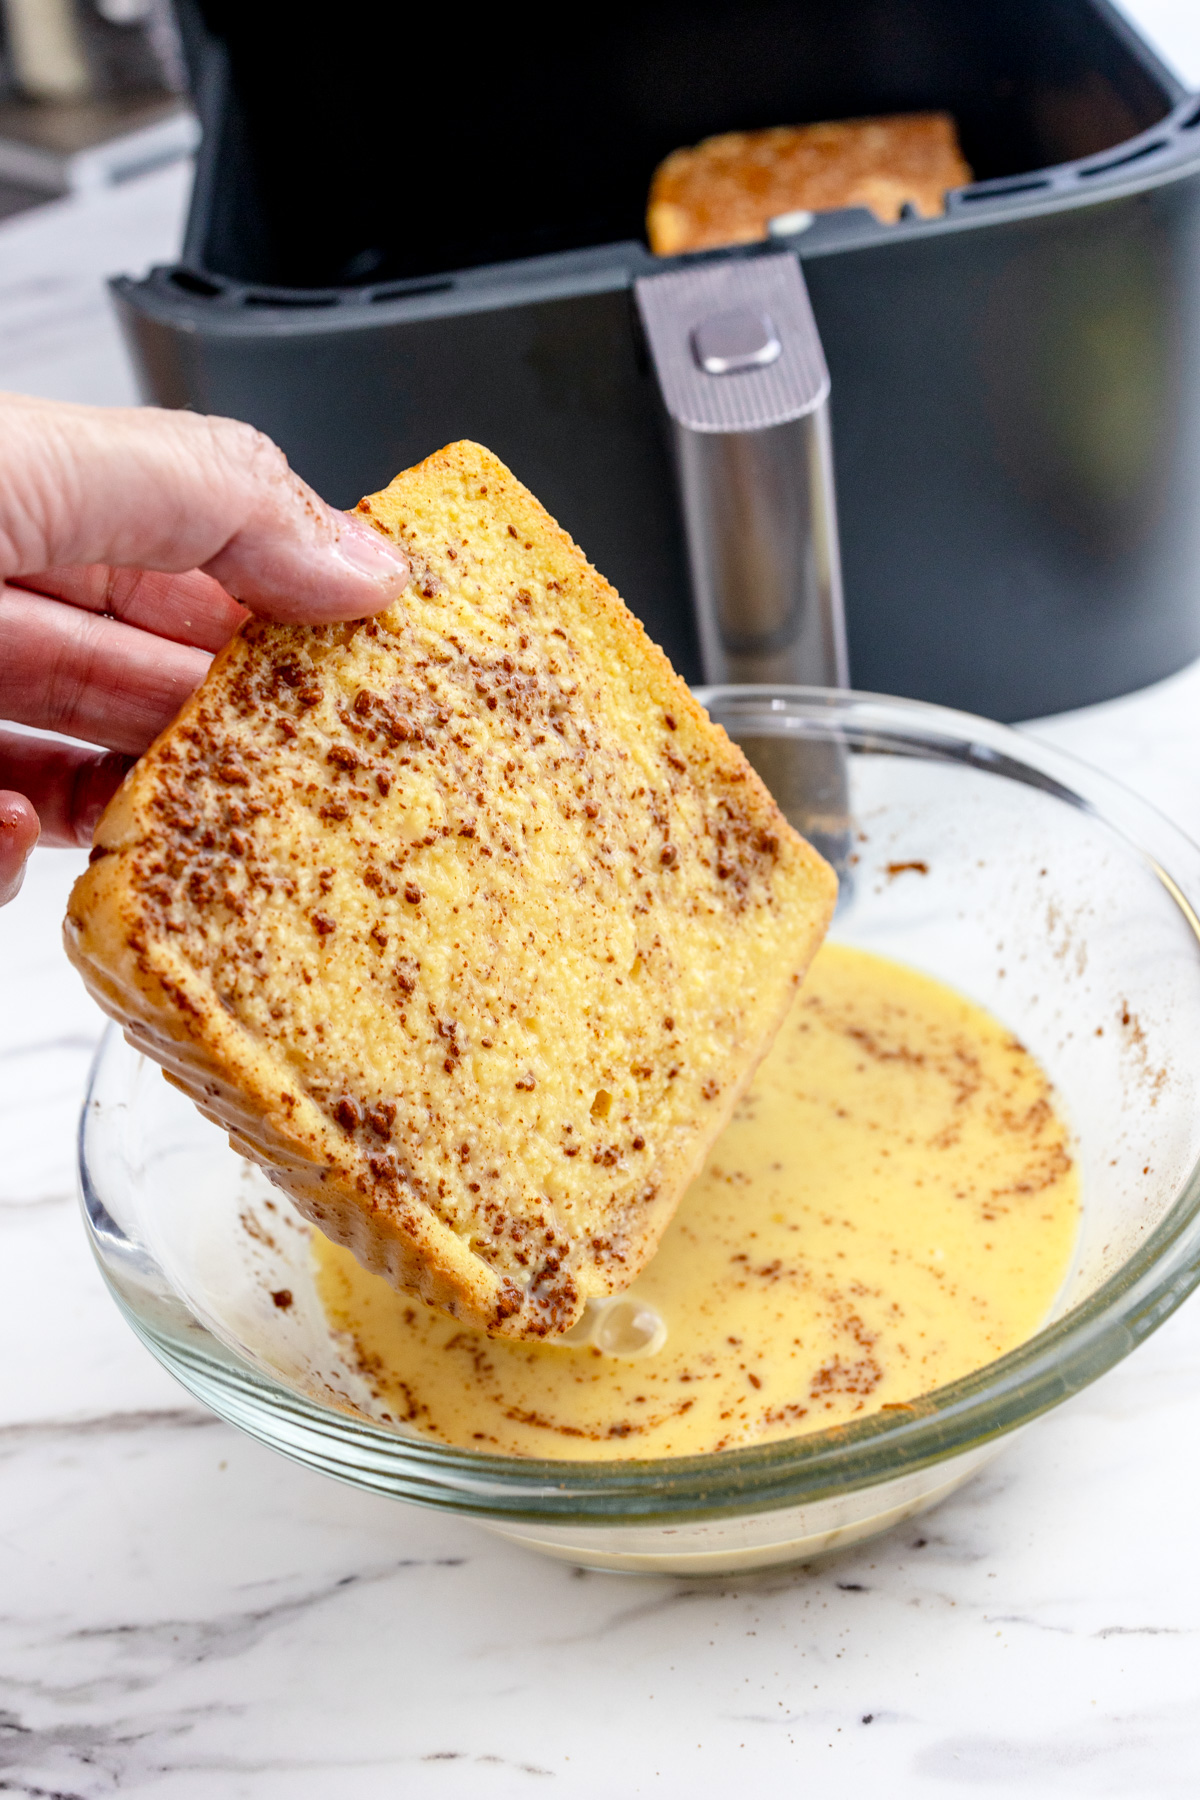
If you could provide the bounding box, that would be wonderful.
[79,688,1200,1575]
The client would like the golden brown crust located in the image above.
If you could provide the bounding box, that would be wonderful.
[65,441,836,1337]
[648,112,973,254]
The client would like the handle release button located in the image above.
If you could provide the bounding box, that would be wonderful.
[692,306,782,375]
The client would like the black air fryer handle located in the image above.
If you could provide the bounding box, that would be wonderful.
[635,253,848,691]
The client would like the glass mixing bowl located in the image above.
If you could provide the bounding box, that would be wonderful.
[79,688,1200,1575]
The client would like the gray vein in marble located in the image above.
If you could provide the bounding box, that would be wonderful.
[61,1567,449,1689]
[985,1615,1193,1641]
[420,1753,553,1778]
[2,1778,93,1800]
[6,1555,475,1710]
[0,1194,74,1215]
[533,1579,705,1648]
[0,1038,99,1065]
[0,1411,215,1456]
[1093,1625,1188,1639]
[2,1703,559,1796]
[986,1614,1077,1636]
[911,1711,1200,1788]
[1,1703,207,1799]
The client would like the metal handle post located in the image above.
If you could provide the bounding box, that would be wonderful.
[635,253,848,690]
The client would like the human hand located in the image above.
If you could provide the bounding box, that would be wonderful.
[0,394,410,904]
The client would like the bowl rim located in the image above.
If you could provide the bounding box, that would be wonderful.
[79,685,1200,1526]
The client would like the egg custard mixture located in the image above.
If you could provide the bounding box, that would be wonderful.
[313,944,1079,1459]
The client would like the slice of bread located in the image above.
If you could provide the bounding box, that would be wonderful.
[648,112,972,254]
[65,441,836,1338]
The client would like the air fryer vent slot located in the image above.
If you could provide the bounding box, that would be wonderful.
[1079,139,1169,177]
[169,269,223,298]
[242,291,339,309]
[368,281,454,305]
[957,177,1052,203]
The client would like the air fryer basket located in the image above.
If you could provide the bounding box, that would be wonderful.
[114,0,1200,718]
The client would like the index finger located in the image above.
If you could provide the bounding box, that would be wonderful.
[0,394,410,623]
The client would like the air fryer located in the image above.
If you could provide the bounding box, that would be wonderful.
[112,0,1200,720]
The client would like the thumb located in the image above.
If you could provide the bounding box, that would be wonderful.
[0,395,410,624]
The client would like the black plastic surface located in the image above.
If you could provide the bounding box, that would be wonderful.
[810,178,1200,716]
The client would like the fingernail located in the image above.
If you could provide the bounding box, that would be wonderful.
[332,516,410,593]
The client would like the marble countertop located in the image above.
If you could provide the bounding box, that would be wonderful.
[7,13,1200,1786]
